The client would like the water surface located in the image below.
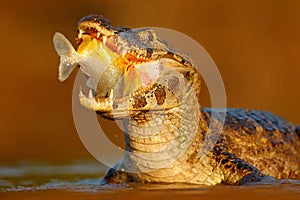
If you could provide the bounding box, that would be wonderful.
[1,161,299,199]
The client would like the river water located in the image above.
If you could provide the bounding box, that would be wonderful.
[0,161,299,200]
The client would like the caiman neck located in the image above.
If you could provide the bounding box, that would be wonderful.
[120,87,218,184]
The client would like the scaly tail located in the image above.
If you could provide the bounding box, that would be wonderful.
[53,32,78,82]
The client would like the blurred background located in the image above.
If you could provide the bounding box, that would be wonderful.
[0,0,299,163]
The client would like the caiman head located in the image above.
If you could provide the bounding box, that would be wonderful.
[53,14,201,119]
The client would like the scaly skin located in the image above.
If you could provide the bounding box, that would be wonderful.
[53,15,300,185]
[203,108,300,180]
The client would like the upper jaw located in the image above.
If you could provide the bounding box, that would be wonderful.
[76,29,110,46]
[76,14,117,39]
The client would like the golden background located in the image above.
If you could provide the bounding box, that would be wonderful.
[1,0,299,162]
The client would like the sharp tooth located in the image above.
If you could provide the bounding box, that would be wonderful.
[78,30,83,39]
[102,36,107,45]
[109,89,114,100]
[137,54,140,59]
[97,32,101,38]
[89,89,93,99]
[117,46,121,52]
[79,86,83,96]
[122,49,127,58]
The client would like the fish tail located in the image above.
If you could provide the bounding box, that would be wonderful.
[53,32,78,82]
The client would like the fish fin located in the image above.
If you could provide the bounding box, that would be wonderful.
[53,32,78,82]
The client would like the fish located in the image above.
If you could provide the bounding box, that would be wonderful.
[53,32,123,98]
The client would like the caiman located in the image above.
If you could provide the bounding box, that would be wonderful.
[53,14,300,185]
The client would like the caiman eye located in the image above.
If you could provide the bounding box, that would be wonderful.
[116,26,130,32]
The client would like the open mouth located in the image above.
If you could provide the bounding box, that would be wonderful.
[75,26,161,105]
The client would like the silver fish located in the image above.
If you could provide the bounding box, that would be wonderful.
[53,32,122,97]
